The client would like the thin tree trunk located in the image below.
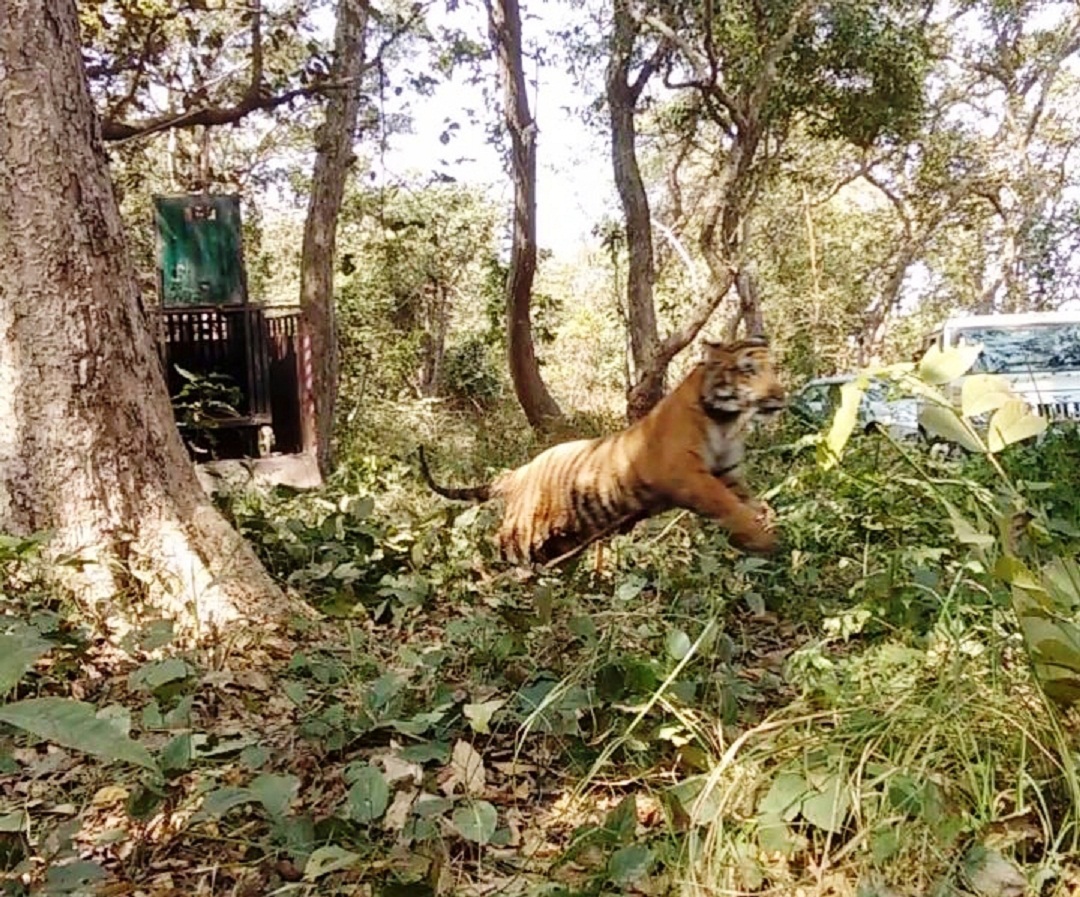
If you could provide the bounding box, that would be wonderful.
[0,0,298,633]
[486,0,563,430]
[607,0,663,418]
[299,0,369,476]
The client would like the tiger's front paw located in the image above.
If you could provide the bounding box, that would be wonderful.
[729,505,778,554]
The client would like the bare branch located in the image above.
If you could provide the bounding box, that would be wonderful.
[101,83,343,142]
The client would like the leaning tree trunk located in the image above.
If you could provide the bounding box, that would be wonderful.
[299,0,369,476]
[0,0,298,633]
[486,0,563,430]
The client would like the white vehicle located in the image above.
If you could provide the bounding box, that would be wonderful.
[921,310,1080,422]
[792,374,921,439]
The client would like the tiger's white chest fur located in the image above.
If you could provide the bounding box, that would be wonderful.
[701,411,751,474]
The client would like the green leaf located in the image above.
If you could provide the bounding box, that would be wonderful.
[757,811,800,856]
[197,787,256,820]
[44,860,107,894]
[0,698,156,770]
[615,574,647,602]
[0,633,50,696]
[918,405,985,452]
[801,772,851,834]
[961,374,1014,418]
[607,844,654,886]
[304,845,361,880]
[452,800,498,844]
[871,826,900,862]
[160,733,193,772]
[283,680,307,706]
[129,658,193,691]
[944,502,995,547]
[250,773,299,819]
[758,772,807,821]
[347,766,389,823]
[0,810,26,832]
[240,745,270,769]
[995,556,1046,593]
[919,343,983,385]
[987,399,1047,453]
[463,699,505,735]
[603,794,637,844]
[665,629,693,661]
[568,615,598,641]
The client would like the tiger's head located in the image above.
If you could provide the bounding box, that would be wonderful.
[700,336,786,419]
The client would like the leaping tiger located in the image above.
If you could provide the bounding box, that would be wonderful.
[419,336,785,566]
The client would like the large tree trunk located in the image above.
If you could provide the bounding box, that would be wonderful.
[299,0,369,476]
[486,0,563,430]
[607,0,663,418]
[0,0,297,633]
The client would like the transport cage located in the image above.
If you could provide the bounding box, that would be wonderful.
[150,194,307,459]
[154,194,247,307]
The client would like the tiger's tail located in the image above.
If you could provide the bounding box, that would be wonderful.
[417,446,493,502]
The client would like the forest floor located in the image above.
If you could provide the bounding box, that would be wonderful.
[4,416,1080,896]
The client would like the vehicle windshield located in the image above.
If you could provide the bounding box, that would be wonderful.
[950,323,1080,373]
[951,323,1080,374]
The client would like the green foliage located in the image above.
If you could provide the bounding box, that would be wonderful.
[335,183,505,432]
[439,334,504,408]
[170,365,243,459]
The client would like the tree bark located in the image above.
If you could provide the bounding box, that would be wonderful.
[299,0,369,475]
[607,0,663,417]
[0,0,297,634]
[486,0,563,430]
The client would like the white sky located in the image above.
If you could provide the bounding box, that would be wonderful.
[366,3,615,259]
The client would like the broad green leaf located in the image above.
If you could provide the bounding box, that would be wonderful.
[304,845,361,880]
[757,811,800,856]
[758,772,807,821]
[871,826,900,862]
[0,810,26,832]
[918,405,985,453]
[988,400,1047,453]
[347,766,389,823]
[604,794,638,843]
[196,787,256,820]
[250,773,299,819]
[0,633,50,695]
[160,733,193,772]
[944,501,995,547]
[463,699,505,735]
[801,772,850,833]
[452,799,498,844]
[607,844,654,886]
[1029,631,1080,671]
[995,556,1046,593]
[240,745,269,769]
[918,343,983,385]
[1042,558,1080,611]
[44,860,107,893]
[615,574,647,602]
[665,629,692,661]
[129,658,193,691]
[0,698,156,770]
[818,380,864,470]
[961,374,1015,418]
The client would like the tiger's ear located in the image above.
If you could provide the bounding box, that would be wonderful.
[701,339,729,360]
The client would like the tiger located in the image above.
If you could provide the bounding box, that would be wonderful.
[419,336,786,566]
